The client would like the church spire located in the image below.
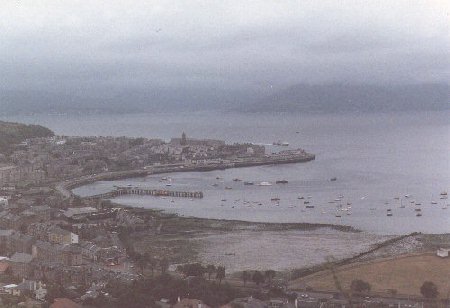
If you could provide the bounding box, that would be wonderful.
[181,132,187,145]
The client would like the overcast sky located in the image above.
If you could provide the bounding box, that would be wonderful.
[1,0,448,97]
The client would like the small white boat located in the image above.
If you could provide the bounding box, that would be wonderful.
[431,201,438,205]
[273,141,289,146]
[258,181,272,186]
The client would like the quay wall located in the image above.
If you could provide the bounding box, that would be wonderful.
[57,153,315,198]
[290,232,420,281]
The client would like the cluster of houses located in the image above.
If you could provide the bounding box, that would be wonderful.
[0,133,270,189]
[0,188,137,306]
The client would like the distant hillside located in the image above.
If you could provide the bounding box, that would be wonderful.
[0,121,54,154]
[0,88,261,115]
[249,84,449,113]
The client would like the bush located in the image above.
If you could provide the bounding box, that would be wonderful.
[350,279,371,294]
[420,281,439,298]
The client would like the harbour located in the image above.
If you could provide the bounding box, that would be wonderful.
[74,164,449,235]
[8,110,450,235]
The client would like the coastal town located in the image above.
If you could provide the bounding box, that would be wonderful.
[0,123,449,307]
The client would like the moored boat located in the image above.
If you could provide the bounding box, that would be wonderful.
[273,141,289,146]
[275,180,288,184]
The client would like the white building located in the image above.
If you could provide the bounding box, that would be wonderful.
[437,248,450,258]
[0,197,8,207]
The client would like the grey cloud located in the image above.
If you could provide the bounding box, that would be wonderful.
[0,0,448,112]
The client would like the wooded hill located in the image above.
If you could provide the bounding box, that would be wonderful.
[0,121,54,154]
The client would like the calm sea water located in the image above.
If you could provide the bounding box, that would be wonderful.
[3,110,449,235]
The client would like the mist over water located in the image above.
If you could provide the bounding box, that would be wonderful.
[5,110,449,235]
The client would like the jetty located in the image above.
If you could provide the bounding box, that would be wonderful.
[83,186,203,201]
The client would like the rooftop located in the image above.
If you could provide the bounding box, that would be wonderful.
[63,207,97,218]
[9,252,33,264]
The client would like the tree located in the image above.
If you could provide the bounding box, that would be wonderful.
[177,263,206,277]
[242,271,250,286]
[159,258,169,274]
[45,283,65,303]
[135,254,147,275]
[206,264,216,280]
[350,279,371,294]
[252,271,264,286]
[216,266,226,285]
[264,270,276,285]
[146,256,158,277]
[420,281,439,298]
[72,195,82,207]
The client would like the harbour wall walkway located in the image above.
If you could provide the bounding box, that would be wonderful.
[83,186,204,201]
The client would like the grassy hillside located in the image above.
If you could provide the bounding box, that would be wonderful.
[0,121,54,154]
